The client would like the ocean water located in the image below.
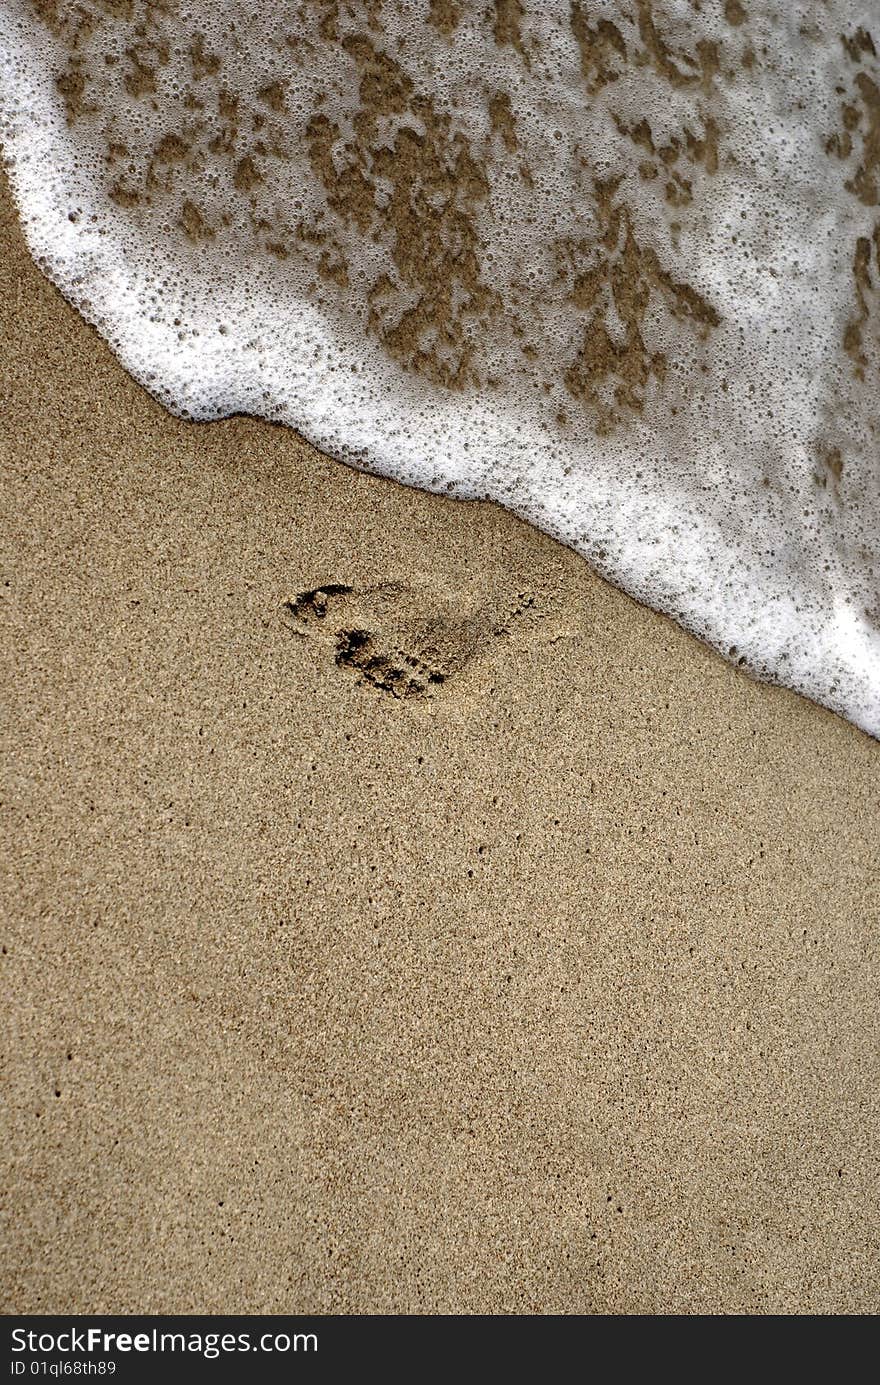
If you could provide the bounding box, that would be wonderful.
[2,1,879,733]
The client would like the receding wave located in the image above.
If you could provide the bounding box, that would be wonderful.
[2,1,879,731]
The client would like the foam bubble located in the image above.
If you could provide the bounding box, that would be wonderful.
[2,1,879,732]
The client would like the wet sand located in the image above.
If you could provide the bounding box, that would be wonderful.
[1,171,879,1314]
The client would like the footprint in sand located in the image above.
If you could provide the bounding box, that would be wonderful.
[282,577,577,699]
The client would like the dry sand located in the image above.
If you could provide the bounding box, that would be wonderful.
[1,169,879,1314]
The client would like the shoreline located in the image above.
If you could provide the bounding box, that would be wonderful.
[2,171,879,1314]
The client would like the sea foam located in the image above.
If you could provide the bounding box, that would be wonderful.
[2,1,879,732]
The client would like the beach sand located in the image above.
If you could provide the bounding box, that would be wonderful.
[2,168,879,1314]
